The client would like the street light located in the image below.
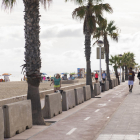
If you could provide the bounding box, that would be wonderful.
[119,54,122,83]
[97,40,104,92]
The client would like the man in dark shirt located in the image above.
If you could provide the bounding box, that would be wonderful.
[137,71,140,84]
[128,67,135,92]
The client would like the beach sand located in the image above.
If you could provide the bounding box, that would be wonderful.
[0,78,86,99]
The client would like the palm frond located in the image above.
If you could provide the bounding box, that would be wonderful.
[65,0,86,4]
[72,6,86,20]
[40,0,52,9]
[2,0,16,10]
[100,3,113,14]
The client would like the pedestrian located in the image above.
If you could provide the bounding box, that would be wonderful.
[50,74,61,92]
[95,71,98,83]
[128,67,135,92]
[102,71,106,83]
[137,71,140,85]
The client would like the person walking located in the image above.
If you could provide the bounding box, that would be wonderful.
[50,74,61,92]
[137,71,140,85]
[102,71,107,83]
[95,71,98,83]
[128,67,135,92]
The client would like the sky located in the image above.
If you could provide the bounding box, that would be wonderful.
[0,0,140,79]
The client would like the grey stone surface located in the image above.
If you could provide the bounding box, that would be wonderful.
[42,93,62,119]
[83,85,91,100]
[62,89,76,111]
[94,83,101,96]
[74,87,84,105]
[3,100,32,138]
[0,107,4,140]
[105,80,109,91]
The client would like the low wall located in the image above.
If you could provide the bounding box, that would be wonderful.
[105,81,109,91]
[42,93,62,119]
[74,87,84,105]
[94,83,101,96]
[0,95,27,107]
[83,85,91,101]
[3,100,32,138]
[0,107,4,140]
[0,82,95,107]
[62,89,76,111]
[61,80,78,84]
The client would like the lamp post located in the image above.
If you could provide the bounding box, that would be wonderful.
[97,40,104,92]
[119,54,122,83]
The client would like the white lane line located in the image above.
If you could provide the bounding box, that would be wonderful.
[107,117,110,118]
[108,100,111,101]
[84,117,90,120]
[66,128,77,135]
[95,109,100,112]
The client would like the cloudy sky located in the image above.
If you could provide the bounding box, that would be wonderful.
[0,0,140,78]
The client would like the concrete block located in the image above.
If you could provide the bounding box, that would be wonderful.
[3,100,32,138]
[42,92,62,119]
[111,79,114,88]
[74,87,84,105]
[105,81,109,91]
[113,79,116,87]
[83,85,91,101]
[116,78,118,86]
[93,83,101,96]
[0,107,4,140]
[62,89,76,111]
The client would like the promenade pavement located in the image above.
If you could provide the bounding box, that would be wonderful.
[5,79,140,140]
[96,79,140,140]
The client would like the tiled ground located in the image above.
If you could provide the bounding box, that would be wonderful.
[96,80,140,140]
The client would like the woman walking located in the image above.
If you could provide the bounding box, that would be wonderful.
[95,71,98,83]
[50,74,61,92]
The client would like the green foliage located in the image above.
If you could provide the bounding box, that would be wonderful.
[72,0,113,35]
[1,0,52,10]
[93,19,119,43]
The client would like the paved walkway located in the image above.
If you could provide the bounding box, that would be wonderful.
[96,79,140,140]
[5,79,140,140]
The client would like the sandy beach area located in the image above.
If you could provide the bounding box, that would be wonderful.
[0,78,86,100]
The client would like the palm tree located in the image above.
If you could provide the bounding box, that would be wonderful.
[109,55,120,85]
[93,19,119,89]
[2,0,51,125]
[72,0,112,97]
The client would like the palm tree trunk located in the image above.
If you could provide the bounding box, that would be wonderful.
[104,36,112,89]
[122,66,125,82]
[85,28,94,98]
[125,65,128,80]
[23,0,45,125]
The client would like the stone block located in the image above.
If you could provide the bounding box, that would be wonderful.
[42,92,62,119]
[105,81,109,91]
[113,79,116,87]
[116,78,118,86]
[3,100,32,138]
[0,107,4,140]
[62,89,76,111]
[111,79,114,88]
[83,85,91,101]
[94,83,101,96]
[74,87,84,105]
